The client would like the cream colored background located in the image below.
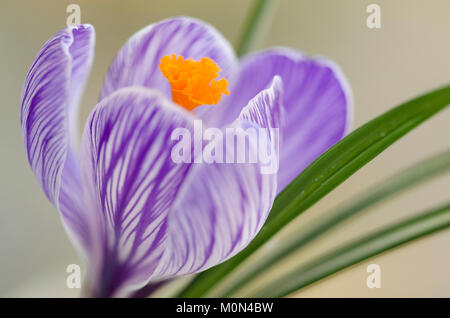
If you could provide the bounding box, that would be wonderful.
[1,0,450,297]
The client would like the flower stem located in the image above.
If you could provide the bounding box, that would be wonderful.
[236,0,279,57]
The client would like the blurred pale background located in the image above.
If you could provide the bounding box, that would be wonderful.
[1,0,450,297]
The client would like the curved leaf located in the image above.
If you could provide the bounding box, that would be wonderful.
[178,84,450,297]
[218,149,450,296]
[252,202,450,297]
[236,0,279,56]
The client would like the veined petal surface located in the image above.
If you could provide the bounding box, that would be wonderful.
[80,87,196,297]
[20,24,95,252]
[155,77,283,278]
[214,48,353,191]
[100,17,237,100]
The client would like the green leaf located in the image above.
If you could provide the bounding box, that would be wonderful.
[178,85,450,297]
[236,0,279,57]
[217,149,450,296]
[251,202,450,297]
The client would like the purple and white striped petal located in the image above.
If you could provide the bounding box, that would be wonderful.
[155,77,283,278]
[100,17,237,101]
[80,87,196,297]
[20,24,95,253]
[213,48,353,191]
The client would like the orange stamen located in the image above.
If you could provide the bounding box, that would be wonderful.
[159,54,230,111]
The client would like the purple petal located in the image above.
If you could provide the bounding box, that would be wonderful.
[154,77,282,278]
[80,87,196,297]
[214,48,353,191]
[20,24,95,252]
[100,17,237,100]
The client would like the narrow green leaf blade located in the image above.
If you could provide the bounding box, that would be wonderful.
[219,148,450,296]
[236,0,279,56]
[178,85,450,297]
[252,202,450,297]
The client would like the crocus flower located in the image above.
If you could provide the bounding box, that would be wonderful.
[20,17,352,297]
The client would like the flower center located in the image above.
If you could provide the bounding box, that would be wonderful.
[159,54,230,111]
